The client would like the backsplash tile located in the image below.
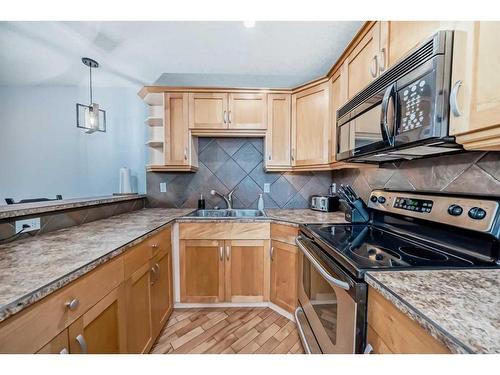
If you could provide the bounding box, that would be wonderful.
[146,138,333,209]
[332,151,500,202]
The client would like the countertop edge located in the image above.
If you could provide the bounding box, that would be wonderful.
[364,273,473,354]
[0,195,147,220]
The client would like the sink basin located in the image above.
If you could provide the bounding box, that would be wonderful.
[186,209,265,218]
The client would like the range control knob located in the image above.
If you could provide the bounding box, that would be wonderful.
[370,195,378,203]
[377,196,386,204]
[468,207,487,220]
[447,204,463,216]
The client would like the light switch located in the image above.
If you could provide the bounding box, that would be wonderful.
[159,182,167,192]
[263,183,271,193]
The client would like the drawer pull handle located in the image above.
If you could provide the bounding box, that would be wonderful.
[59,347,69,354]
[270,246,274,261]
[151,243,159,249]
[75,334,88,354]
[364,343,373,354]
[65,298,79,311]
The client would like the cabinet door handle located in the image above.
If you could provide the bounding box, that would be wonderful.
[151,243,159,249]
[219,246,224,261]
[364,343,373,354]
[223,110,228,124]
[379,48,386,73]
[268,154,271,161]
[75,334,88,354]
[150,264,159,284]
[226,245,230,261]
[184,147,188,160]
[59,347,69,354]
[228,111,232,124]
[450,80,463,117]
[65,298,79,311]
[370,55,378,78]
[270,246,274,261]
[291,149,295,161]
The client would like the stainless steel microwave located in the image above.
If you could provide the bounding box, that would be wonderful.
[336,30,463,163]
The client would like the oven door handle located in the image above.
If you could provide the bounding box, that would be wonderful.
[296,236,350,291]
[380,83,396,147]
[294,307,312,354]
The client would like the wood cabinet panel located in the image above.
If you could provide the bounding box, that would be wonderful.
[292,82,331,166]
[346,22,381,99]
[229,93,267,130]
[265,93,292,168]
[225,240,269,302]
[179,222,270,240]
[366,325,393,354]
[36,329,69,354]
[367,287,450,354]
[150,251,173,338]
[330,68,349,163]
[270,223,298,245]
[69,285,127,354]
[270,240,298,313]
[188,93,228,129]
[125,262,153,353]
[180,239,225,303]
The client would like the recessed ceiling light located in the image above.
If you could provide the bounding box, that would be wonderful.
[243,21,255,28]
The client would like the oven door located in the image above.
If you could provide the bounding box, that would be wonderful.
[295,236,359,354]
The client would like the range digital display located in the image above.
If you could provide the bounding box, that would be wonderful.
[394,197,433,213]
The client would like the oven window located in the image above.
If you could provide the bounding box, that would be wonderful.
[303,255,338,344]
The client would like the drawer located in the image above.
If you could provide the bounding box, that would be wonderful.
[270,223,298,245]
[366,325,393,354]
[180,222,270,240]
[367,287,450,354]
[0,256,124,353]
[124,226,171,278]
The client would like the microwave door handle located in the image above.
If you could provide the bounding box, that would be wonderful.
[380,84,396,146]
[296,236,350,291]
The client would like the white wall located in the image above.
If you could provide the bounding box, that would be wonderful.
[0,85,146,204]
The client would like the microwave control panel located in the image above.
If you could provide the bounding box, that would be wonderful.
[399,76,432,133]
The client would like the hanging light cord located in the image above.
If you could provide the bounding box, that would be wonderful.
[89,64,93,104]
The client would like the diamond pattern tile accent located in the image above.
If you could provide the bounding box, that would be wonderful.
[249,164,281,187]
[284,194,309,209]
[298,177,329,201]
[216,138,246,156]
[199,141,230,173]
[283,172,312,191]
[215,158,247,190]
[233,176,263,208]
[269,176,297,208]
[233,143,263,173]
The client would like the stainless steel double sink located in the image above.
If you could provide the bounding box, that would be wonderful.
[186,209,265,218]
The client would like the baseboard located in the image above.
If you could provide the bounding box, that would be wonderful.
[173,301,295,321]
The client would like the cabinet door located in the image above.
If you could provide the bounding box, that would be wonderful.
[150,251,173,339]
[36,329,69,354]
[292,82,331,166]
[180,239,225,303]
[225,240,269,303]
[329,68,349,163]
[450,21,500,150]
[345,22,381,99]
[380,21,443,69]
[228,93,267,130]
[188,93,228,129]
[164,93,191,166]
[68,285,127,354]
[125,262,153,353]
[265,94,292,168]
[270,240,298,313]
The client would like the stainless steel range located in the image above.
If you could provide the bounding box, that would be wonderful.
[295,189,500,354]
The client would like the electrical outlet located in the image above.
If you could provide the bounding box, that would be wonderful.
[159,182,167,192]
[15,217,41,233]
[263,183,271,193]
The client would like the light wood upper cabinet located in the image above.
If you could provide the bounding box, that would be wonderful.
[125,262,153,354]
[270,240,298,313]
[150,251,173,339]
[345,22,382,99]
[229,93,267,130]
[180,239,225,303]
[189,93,228,129]
[69,285,127,354]
[224,240,269,303]
[164,93,198,168]
[265,93,292,169]
[329,68,349,163]
[450,21,500,150]
[292,82,331,167]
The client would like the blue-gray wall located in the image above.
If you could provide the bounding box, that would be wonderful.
[0,86,146,204]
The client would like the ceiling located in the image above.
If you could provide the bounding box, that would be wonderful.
[0,21,362,89]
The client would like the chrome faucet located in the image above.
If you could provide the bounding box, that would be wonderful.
[210,188,235,209]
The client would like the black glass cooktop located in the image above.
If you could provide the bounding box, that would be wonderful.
[301,223,494,278]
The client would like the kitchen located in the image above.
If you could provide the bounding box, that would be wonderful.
[1,1,499,373]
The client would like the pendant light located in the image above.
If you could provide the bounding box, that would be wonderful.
[76,57,106,133]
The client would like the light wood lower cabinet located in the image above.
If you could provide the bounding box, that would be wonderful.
[150,251,173,339]
[270,240,298,313]
[366,287,450,354]
[36,329,69,354]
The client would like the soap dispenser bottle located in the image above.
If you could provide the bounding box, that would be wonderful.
[198,194,206,209]
[257,193,264,210]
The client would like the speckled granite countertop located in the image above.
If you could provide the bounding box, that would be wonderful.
[365,270,500,353]
[0,194,146,220]
[0,208,191,323]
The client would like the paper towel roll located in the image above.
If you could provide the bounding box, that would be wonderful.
[119,167,132,194]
